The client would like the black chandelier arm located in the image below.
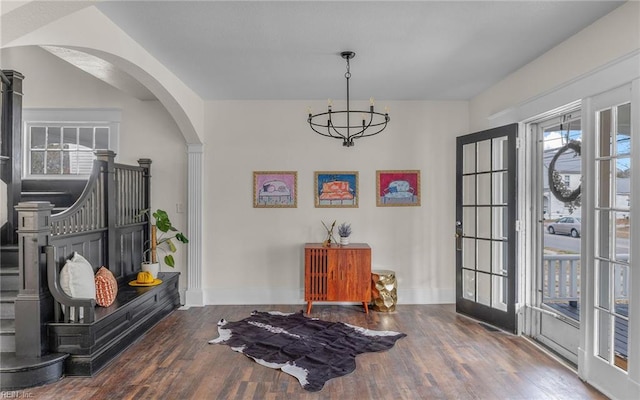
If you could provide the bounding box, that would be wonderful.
[308,117,346,140]
[353,120,388,139]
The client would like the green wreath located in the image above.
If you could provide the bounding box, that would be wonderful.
[548,140,582,203]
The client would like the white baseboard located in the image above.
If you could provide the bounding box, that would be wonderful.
[202,287,455,305]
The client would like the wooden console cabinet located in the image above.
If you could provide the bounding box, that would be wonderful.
[304,243,371,314]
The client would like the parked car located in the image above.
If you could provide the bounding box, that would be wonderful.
[547,216,581,238]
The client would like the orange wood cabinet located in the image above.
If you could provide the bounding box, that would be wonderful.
[304,243,371,314]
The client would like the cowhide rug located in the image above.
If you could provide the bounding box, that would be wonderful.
[208,310,406,392]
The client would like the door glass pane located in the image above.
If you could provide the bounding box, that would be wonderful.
[477,140,491,172]
[614,212,630,262]
[492,206,506,240]
[492,275,508,311]
[463,176,475,205]
[462,239,476,269]
[477,240,490,272]
[492,136,508,170]
[477,207,491,239]
[492,241,507,275]
[597,159,612,207]
[492,172,507,204]
[463,143,476,174]
[597,260,610,311]
[615,157,630,207]
[597,210,611,259]
[614,315,628,371]
[614,264,629,303]
[615,103,630,156]
[477,173,491,205]
[477,272,491,306]
[463,207,475,236]
[598,109,612,157]
[596,309,611,361]
[463,270,475,300]
[540,116,582,323]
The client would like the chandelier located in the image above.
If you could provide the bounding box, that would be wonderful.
[307,51,390,147]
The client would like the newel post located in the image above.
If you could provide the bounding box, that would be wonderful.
[96,150,117,268]
[14,201,54,357]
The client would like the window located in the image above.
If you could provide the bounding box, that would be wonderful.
[23,109,120,179]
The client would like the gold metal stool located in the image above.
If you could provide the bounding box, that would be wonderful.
[371,269,397,312]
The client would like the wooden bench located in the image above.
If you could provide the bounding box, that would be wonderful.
[46,245,180,376]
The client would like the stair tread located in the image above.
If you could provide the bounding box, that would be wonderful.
[0,352,68,372]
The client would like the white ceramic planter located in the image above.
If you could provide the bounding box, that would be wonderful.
[141,262,160,279]
[340,236,350,246]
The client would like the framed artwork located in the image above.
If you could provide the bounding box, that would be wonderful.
[314,171,359,208]
[376,170,421,207]
[253,171,297,208]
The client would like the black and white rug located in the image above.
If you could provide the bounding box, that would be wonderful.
[209,310,406,392]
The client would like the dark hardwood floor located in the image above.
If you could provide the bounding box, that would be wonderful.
[25,304,606,399]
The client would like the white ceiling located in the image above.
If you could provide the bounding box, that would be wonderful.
[91,1,624,101]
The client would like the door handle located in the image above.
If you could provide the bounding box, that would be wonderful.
[455,221,463,251]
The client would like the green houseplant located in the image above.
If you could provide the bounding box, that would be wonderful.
[141,209,188,278]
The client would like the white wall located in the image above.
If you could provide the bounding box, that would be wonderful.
[3,45,468,306]
[203,100,468,305]
[1,45,189,290]
[469,1,640,130]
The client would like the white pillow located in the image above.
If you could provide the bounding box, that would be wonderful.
[60,252,96,300]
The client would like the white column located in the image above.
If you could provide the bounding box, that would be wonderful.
[185,143,204,306]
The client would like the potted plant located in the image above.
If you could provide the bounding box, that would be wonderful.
[141,209,189,278]
[338,222,351,246]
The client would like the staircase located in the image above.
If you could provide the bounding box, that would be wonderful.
[0,245,18,353]
[1,235,68,390]
[1,70,69,390]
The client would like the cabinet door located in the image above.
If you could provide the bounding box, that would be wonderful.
[328,249,371,301]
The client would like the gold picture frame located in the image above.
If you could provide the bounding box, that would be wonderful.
[253,171,297,208]
[314,171,359,208]
[376,170,421,207]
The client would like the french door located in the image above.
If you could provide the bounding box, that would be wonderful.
[581,82,637,399]
[456,124,518,333]
[529,111,582,364]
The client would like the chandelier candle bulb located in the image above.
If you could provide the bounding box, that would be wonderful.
[370,97,375,106]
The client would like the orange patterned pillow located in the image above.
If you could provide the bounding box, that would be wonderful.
[95,267,118,307]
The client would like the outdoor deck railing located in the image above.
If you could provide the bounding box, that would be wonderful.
[543,254,629,302]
